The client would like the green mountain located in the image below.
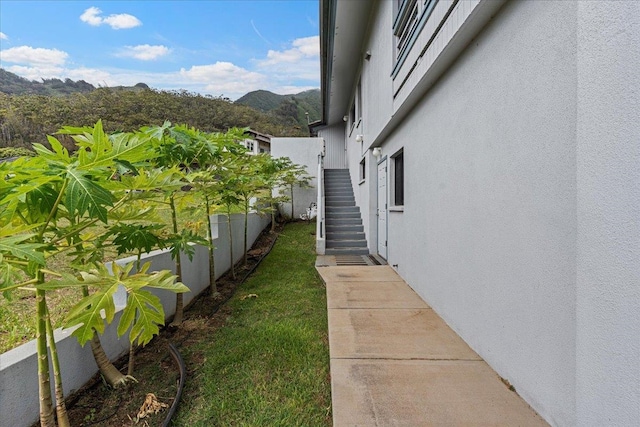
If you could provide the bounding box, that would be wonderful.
[0,69,318,149]
[0,68,95,96]
[236,89,321,130]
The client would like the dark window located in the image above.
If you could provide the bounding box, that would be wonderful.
[393,151,404,206]
[360,157,366,181]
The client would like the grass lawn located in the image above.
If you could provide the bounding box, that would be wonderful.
[172,222,331,426]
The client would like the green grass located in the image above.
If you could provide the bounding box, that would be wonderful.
[173,222,331,426]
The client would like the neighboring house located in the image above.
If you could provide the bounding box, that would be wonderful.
[312,1,639,426]
[242,129,272,155]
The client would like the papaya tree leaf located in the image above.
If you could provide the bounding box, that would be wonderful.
[65,167,114,223]
[41,262,186,346]
[117,289,164,346]
[166,229,209,261]
[0,234,45,265]
[110,224,164,255]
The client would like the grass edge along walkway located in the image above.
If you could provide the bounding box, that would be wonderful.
[172,222,332,426]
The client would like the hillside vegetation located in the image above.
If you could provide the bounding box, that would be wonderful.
[0,69,320,149]
[0,68,96,96]
[236,89,321,129]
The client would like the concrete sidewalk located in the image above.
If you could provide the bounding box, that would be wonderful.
[316,261,548,426]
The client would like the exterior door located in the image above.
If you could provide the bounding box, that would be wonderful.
[377,157,388,259]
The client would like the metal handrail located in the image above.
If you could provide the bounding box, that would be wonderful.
[316,152,326,254]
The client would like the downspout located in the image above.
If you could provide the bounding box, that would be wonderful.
[316,147,326,254]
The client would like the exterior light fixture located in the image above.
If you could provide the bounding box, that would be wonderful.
[372,147,382,158]
[364,50,372,60]
[343,115,349,122]
[356,134,363,143]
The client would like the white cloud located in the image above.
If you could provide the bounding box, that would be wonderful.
[259,36,319,66]
[80,7,141,30]
[80,7,103,26]
[0,32,8,40]
[254,36,320,85]
[118,45,170,61]
[0,46,68,66]
[4,65,64,81]
[180,62,267,98]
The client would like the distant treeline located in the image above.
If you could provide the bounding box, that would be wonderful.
[0,87,306,150]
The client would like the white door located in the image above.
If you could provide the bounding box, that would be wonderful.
[377,158,388,259]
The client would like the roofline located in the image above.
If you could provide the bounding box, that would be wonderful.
[318,0,335,128]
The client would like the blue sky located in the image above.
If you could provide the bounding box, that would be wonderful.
[0,0,319,99]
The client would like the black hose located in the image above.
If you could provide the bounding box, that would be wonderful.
[161,228,280,426]
[162,343,186,427]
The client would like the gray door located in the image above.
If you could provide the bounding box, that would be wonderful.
[377,157,388,259]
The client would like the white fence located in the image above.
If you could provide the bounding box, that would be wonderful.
[0,213,271,427]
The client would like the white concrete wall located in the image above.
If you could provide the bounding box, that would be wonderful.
[348,0,581,425]
[361,2,394,144]
[318,124,346,169]
[346,1,640,425]
[270,137,323,219]
[575,1,640,425]
[0,213,270,427]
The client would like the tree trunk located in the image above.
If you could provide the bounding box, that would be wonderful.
[89,332,131,387]
[45,308,70,427]
[170,194,184,326]
[205,196,218,296]
[82,285,130,387]
[127,339,135,377]
[270,203,276,232]
[243,199,249,266]
[36,283,56,427]
[290,184,294,220]
[227,210,235,279]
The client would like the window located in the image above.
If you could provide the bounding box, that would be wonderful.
[359,157,366,182]
[392,150,404,206]
[349,102,356,132]
[356,78,362,124]
[394,0,419,61]
[350,78,363,133]
[393,0,438,71]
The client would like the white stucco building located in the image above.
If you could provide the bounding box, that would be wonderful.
[312,1,639,425]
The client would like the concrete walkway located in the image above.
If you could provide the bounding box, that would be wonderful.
[316,261,549,426]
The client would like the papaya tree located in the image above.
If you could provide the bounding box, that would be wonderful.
[280,160,312,221]
[149,124,211,326]
[0,121,188,427]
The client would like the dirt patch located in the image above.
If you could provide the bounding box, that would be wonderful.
[47,224,282,427]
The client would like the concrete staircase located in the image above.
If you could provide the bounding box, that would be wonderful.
[324,169,369,255]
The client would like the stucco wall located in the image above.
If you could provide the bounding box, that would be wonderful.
[357,1,579,425]
[0,213,270,427]
[270,137,323,219]
[575,1,640,425]
[316,125,345,169]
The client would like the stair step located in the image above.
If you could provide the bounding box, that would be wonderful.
[325,218,363,225]
[326,239,368,248]
[326,231,366,240]
[325,188,353,193]
[326,224,364,232]
[325,247,370,255]
[325,183,352,187]
[325,201,355,207]
[326,206,360,212]
[326,197,355,202]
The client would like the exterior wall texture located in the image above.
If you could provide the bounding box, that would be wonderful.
[318,124,346,169]
[575,1,640,425]
[271,137,324,219]
[341,0,640,425]
[380,2,577,424]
